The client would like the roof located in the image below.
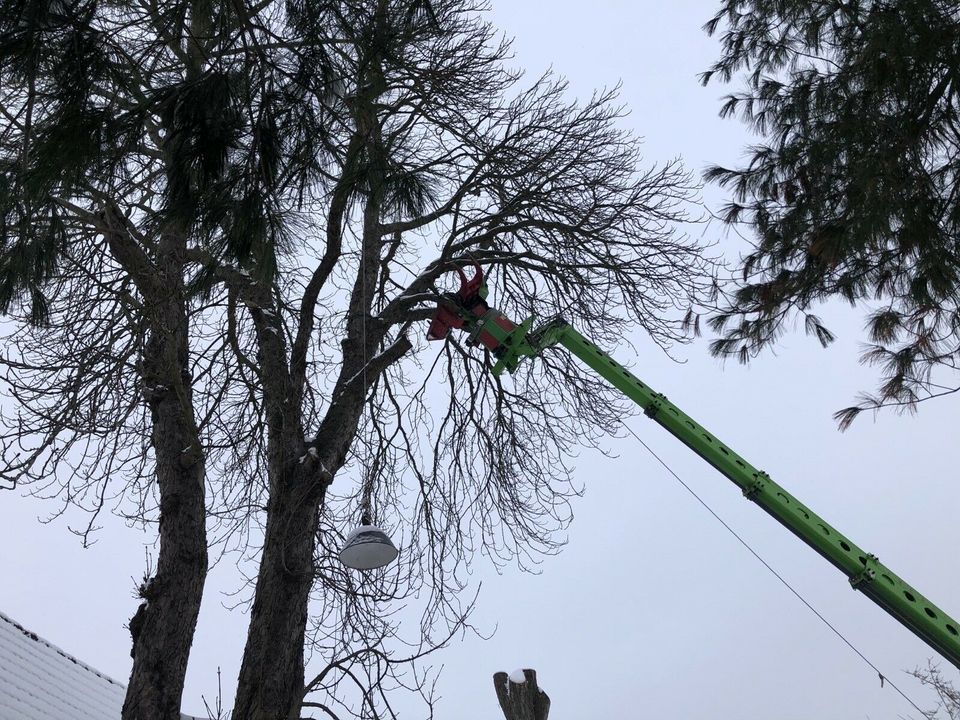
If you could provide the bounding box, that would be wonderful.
[0,610,203,720]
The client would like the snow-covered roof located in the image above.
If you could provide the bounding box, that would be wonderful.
[0,609,203,720]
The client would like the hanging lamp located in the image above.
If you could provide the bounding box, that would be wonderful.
[339,513,398,570]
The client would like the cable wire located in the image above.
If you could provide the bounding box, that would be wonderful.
[621,421,927,716]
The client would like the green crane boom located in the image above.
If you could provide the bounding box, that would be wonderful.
[427,266,960,670]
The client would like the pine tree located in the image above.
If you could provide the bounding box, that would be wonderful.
[0,2,334,717]
[702,0,960,426]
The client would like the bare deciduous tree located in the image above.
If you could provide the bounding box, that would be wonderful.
[218,2,712,717]
[911,662,960,720]
[0,1,712,719]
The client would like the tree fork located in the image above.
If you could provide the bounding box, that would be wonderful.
[231,55,409,705]
[231,334,411,719]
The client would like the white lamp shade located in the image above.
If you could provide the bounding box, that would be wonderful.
[338,524,398,570]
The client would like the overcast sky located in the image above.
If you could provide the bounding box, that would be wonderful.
[3,2,960,719]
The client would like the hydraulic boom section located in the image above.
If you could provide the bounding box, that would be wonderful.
[429,264,960,670]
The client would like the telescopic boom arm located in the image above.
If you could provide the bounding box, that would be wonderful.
[428,265,960,670]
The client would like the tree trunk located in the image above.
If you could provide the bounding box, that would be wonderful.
[231,65,404,712]
[493,669,551,720]
[231,464,323,720]
[122,248,208,720]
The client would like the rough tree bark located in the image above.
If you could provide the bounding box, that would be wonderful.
[232,476,321,718]
[493,669,551,720]
[231,422,323,720]
[105,215,209,720]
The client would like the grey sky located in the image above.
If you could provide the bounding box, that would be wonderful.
[2,2,959,719]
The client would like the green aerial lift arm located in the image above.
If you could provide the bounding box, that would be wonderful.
[426,266,960,670]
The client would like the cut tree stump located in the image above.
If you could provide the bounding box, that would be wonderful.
[493,669,550,720]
